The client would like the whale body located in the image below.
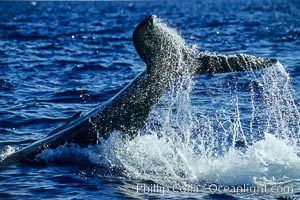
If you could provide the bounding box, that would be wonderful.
[1,15,277,165]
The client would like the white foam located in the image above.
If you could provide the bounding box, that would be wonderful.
[97,131,300,187]
[35,131,125,167]
[0,146,19,162]
[203,133,300,186]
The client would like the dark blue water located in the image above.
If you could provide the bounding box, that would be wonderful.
[0,0,300,199]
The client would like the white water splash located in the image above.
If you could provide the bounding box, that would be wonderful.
[0,146,19,162]
[104,19,300,190]
[105,66,300,197]
[27,17,300,195]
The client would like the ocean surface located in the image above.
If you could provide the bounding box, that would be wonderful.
[0,0,300,199]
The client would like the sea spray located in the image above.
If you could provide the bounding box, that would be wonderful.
[0,146,19,162]
[108,18,300,190]
[22,17,300,193]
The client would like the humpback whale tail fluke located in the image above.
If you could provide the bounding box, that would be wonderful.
[133,15,193,80]
[133,15,277,77]
[194,53,277,74]
[1,15,278,165]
